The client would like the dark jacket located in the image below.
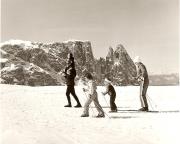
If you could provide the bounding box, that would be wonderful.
[64,68,76,86]
[104,84,116,96]
[65,59,75,73]
[136,62,149,83]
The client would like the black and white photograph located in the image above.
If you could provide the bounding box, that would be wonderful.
[0,0,180,144]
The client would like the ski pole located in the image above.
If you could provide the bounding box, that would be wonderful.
[146,95,154,111]
[102,93,110,108]
[93,99,111,119]
[147,94,157,108]
[146,94,157,111]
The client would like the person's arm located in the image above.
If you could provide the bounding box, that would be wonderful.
[66,69,76,79]
[63,65,69,78]
[135,65,144,81]
[102,85,109,95]
[139,64,146,78]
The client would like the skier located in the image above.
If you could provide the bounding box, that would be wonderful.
[133,56,149,111]
[63,53,82,108]
[81,73,105,118]
[102,78,117,112]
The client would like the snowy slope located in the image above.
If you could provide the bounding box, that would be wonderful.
[0,85,180,144]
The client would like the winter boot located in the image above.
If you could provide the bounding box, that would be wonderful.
[64,104,72,107]
[81,114,89,117]
[96,114,105,118]
[74,103,82,108]
[139,107,148,111]
[109,109,117,113]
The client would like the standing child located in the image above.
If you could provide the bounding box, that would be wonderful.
[102,78,117,112]
[81,73,105,118]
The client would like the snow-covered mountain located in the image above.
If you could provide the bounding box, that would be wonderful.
[0,40,94,86]
[106,44,137,85]
[0,40,178,86]
[94,44,137,85]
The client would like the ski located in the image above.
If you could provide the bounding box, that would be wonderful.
[117,110,179,113]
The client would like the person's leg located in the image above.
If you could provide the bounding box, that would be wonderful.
[139,80,149,111]
[69,86,81,107]
[110,95,113,111]
[65,86,71,107]
[93,93,104,116]
[81,97,92,117]
[139,81,145,107]
[111,94,117,111]
[142,83,149,108]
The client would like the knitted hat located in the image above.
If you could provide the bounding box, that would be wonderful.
[133,56,141,63]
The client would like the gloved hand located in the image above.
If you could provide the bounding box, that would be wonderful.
[138,77,144,82]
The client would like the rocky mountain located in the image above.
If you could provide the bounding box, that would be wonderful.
[111,44,137,85]
[0,40,94,86]
[94,44,137,85]
[1,40,178,86]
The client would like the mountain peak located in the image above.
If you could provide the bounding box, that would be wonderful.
[63,39,90,43]
[104,44,137,85]
[115,44,127,53]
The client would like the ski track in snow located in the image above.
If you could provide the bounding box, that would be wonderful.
[0,84,180,144]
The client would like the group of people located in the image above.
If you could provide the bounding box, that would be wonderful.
[62,53,149,118]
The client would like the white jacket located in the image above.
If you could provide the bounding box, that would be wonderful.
[85,80,97,96]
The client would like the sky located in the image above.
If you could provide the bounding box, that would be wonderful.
[1,0,179,74]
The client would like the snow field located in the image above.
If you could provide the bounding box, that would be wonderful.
[0,84,180,144]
